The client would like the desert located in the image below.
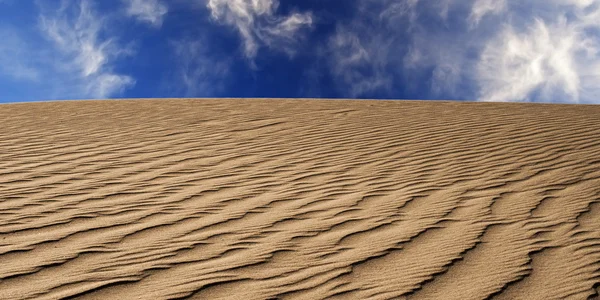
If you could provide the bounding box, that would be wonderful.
[0,98,599,299]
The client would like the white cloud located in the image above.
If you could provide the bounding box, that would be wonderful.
[476,2,600,103]
[320,0,600,103]
[437,0,454,21]
[323,0,463,98]
[320,0,421,97]
[169,39,231,97]
[379,0,421,28]
[124,0,168,27]
[34,0,135,99]
[206,0,312,59]
[468,0,506,28]
[403,28,472,99]
[1,0,135,100]
[326,26,393,97]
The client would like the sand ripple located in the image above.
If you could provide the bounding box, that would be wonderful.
[0,99,599,299]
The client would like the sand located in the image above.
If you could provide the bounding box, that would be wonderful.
[0,98,599,299]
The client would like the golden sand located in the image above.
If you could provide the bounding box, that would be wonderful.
[0,98,599,299]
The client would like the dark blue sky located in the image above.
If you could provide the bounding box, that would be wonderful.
[1,0,600,104]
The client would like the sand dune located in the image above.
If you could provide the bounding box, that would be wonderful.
[0,98,599,299]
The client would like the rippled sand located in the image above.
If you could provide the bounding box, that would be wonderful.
[0,99,599,299]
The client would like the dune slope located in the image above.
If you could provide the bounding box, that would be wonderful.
[0,98,599,299]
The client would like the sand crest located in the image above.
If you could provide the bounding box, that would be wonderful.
[0,98,599,299]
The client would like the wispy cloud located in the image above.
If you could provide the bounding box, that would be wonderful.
[38,0,135,98]
[0,0,135,100]
[320,0,600,103]
[475,1,600,103]
[321,0,414,98]
[2,0,598,103]
[206,0,313,60]
[325,25,393,97]
[124,0,168,28]
[169,39,231,97]
[468,0,506,28]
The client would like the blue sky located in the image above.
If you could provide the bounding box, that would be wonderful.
[1,0,600,104]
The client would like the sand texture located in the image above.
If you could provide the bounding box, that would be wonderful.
[0,98,599,299]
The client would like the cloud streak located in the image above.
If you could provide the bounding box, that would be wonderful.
[319,0,600,103]
[325,24,394,97]
[38,0,135,98]
[468,0,506,28]
[475,1,600,103]
[169,38,231,97]
[2,0,600,103]
[0,0,135,100]
[124,0,168,27]
[206,0,313,60]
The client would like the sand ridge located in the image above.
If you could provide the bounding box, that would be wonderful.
[0,98,599,299]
